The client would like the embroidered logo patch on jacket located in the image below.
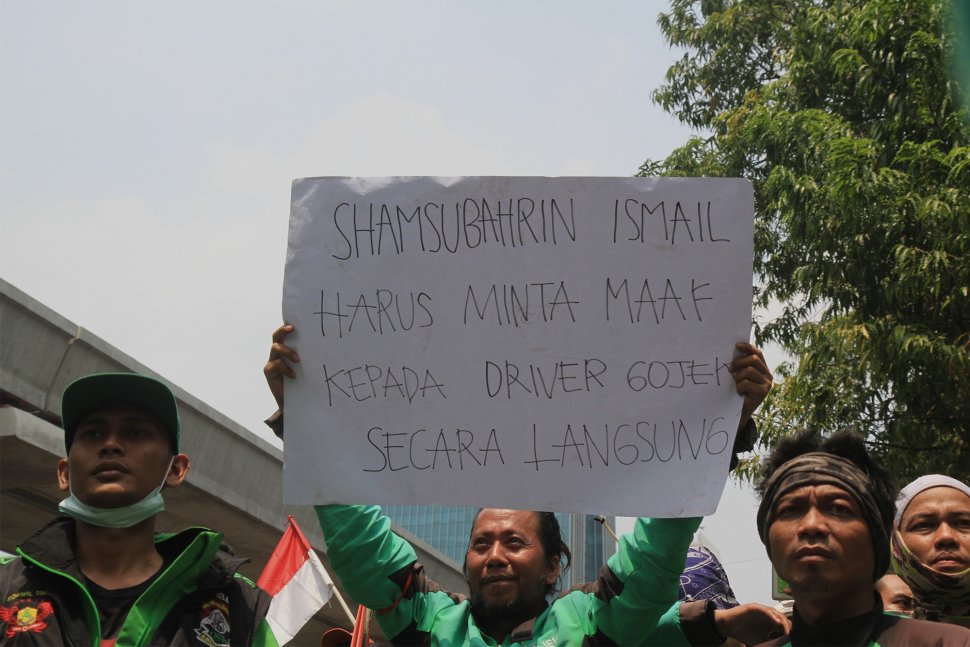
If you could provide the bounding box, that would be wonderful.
[0,599,55,638]
[194,596,231,647]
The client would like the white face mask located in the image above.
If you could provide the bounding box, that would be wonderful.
[58,457,174,528]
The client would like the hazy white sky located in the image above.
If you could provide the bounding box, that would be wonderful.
[1,2,780,605]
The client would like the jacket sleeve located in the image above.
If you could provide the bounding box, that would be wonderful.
[315,504,458,642]
[593,516,701,646]
[646,599,727,646]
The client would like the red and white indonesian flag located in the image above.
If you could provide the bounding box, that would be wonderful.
[258,515,335,645]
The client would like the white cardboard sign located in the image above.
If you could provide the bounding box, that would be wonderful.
[282,176,753,517]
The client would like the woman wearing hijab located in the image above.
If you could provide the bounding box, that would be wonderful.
[892,474,970,627]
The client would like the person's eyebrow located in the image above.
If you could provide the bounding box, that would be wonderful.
[903,512,940,526]
[817,490,855,503]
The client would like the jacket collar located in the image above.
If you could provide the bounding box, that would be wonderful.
[17,517,244,587]
[788,594,883,646]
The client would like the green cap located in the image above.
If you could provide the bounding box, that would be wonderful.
[61,373,180,453]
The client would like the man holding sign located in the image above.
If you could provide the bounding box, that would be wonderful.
[268,176,783,644]
[265,326,781,645]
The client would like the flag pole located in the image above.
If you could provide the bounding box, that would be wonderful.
[328,578,357,626]
[593,515,619,542]
[349,604,368,647]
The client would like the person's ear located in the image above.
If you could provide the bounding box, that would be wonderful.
[57,458,70,492]
[165,454,191,488]
[545,555,561,585]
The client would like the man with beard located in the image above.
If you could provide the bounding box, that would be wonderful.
[463,509,569,638]
[316,503,701,645]
[750,429,970,646]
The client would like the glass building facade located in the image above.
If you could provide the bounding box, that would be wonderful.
[383,504,615,590]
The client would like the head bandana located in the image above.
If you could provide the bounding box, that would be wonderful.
[678,547,740,609]
[756,452,890,579]
[891,475,970,627]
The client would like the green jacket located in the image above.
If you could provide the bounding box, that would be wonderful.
[0,517,278,647]
[316,504,700,646]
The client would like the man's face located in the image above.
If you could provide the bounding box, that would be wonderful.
[899,486,970,574]
[767,484,874,600]
[465,509,559,620]
[874,573,915,616]
[57,403,185,508]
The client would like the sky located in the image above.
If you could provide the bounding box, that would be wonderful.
[1,2,782,606]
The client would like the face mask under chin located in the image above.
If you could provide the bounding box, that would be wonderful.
[58,457,174,529]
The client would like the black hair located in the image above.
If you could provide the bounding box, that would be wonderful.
[755,428,897,534]
[534,511,572,594]
[466,509,573,596]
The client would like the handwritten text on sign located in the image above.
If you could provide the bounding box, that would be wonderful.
[282,177,754,517]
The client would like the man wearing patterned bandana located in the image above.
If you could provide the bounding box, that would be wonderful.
[0,373,279,646]
[750,429,970,646]
[892,474,970,627]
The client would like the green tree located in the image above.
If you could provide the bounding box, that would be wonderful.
[641,0,970,482]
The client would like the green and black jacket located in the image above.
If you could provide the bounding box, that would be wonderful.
[0,517,278,646]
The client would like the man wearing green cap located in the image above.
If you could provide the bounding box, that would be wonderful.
[0,373,279,646]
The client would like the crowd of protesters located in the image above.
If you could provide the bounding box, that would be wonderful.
[0,325,966,645]
[265,324,970,646]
